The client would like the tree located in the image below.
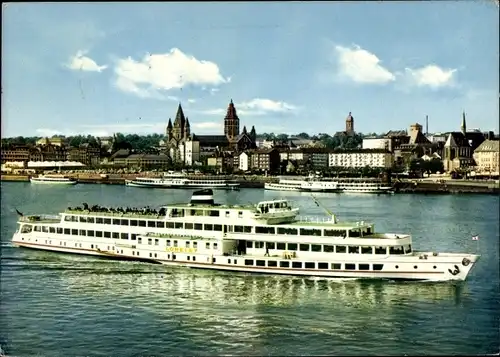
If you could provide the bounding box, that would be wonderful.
[296,132,310,139]
[276,133,289,141]
[421,158,444,176]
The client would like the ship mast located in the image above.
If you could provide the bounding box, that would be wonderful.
[310,194,337,223]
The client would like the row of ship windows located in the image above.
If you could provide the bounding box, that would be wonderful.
[23,238,426,270]
[25,225,409,255]
[248,241,410,255]
[57,219,363,237]
[243,260,384,271]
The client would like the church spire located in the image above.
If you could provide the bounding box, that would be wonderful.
[461,111,466,134]
[224,99,240,140]
[166,118,173,139]
[250,125,256,141]
[174,103,186,125]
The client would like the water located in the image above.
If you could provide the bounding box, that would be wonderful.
[1,182,499,356]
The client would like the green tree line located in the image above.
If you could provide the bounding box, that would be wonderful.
[257,132,365,150]
[1,133,164,153]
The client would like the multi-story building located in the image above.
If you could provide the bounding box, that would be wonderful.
[250,148,280,173]
[40,144,68,162]
[67,144,100,167]
[328,149,393,169]
[473,140,499,174]
[309,149,330,169]
[179,138,200,166]
[109,149,130,166]
[207,151,235,172]
[238,152,250,172]
[1,145,30,164]
[125,154,170,168]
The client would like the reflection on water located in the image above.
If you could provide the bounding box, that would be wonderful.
[2,252,472,355]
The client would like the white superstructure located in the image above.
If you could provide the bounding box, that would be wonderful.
[265,176,392,194]
[30,174,77,185]
[12,189,479,281]
[125,172,239,190]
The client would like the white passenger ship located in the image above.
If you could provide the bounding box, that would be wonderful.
[30,174,77,185]
[265,176,393,194]
[12,189,479,281]
[125,172,239,190]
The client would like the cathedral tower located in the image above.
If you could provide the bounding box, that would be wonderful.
[224,99,240,141]
[172,103,186,140]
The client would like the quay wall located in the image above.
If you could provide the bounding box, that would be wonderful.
[393,180,499,194]
[2,174,498,193]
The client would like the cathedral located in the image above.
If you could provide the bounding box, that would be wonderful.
[164,99,257,164]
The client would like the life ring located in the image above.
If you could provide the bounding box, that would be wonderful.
[448,265,460,276]
[462,258,471,267]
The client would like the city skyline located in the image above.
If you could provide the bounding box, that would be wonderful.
[2,2,499,138]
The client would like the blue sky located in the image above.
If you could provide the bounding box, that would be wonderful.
[2,2,499,138]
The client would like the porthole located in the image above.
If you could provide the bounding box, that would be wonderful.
[433,266,437,269]
[395,265,399,269]
[414,265,418,269]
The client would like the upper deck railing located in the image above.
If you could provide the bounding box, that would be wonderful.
[19,214,61,223]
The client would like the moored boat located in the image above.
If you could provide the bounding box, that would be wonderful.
[30,174,77,185]
[125,172,239,190]
[265,176,393,194]
[11,189,479,281]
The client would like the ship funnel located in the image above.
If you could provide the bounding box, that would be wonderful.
[190,189,214,205]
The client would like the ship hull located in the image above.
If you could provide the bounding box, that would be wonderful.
[30,179,77,185]
[11,237,478,282]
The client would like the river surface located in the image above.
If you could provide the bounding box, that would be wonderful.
[1,182,499,356]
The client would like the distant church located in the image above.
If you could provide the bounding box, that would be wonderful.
[334,112,356,138]
[164,99,257,163]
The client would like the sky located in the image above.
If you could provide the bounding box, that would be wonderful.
[2,2,499,138]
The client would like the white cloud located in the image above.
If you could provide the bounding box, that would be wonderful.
[334,44,395,84]
[66,50,108,72]
[114,48,229,99]
[187,98,196,103]
[197,98,298,117]
[237,98,297,113]
[404,64,457,89]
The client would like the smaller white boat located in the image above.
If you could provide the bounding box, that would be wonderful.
[30,174,77,185]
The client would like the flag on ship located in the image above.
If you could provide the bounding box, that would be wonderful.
[472,235,479,241]
[15,208,23,216]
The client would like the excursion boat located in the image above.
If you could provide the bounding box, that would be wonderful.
[125,172,239,190]
[265,177,341,193]
[11,189,479,281]
[339,180,394,194]
[265,176,393,194]
[30,174,77,185]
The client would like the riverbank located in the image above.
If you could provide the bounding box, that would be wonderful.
[2,174,499,193]
[0,174,269,188]
[393,180,499,194]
